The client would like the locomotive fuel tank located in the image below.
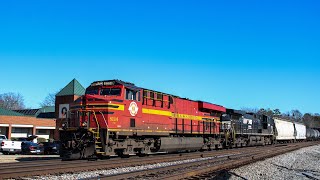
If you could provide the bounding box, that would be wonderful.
[158,137,203,153]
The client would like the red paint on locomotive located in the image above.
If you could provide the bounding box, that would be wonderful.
[68,80,226,136]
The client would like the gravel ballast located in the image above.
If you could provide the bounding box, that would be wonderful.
[229,144,320,180]
[31,153,238,180]
[13,144,320,179]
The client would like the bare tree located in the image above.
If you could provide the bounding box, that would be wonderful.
[40,93,56,107]
[0,92,25,110]
[302,113,314,128]
[253,108,274,116]
[314,115,320,127]
[291,109,303,122]
[273,109,281,116]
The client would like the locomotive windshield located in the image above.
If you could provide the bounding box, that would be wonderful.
[85,89,99,95]
[85,88,122,96]
[100,88,121,96]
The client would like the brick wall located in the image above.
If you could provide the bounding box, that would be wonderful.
[0,115,56,139]
[0,116,56,126]
[54,95,81,139]
[55,95,81,119]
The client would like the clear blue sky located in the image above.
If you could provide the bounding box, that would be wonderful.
[0,1,319,114]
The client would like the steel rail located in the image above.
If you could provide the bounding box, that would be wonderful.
[0,145,274,179]
[95,141,319,180]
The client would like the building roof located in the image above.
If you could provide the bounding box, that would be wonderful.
[0,107,25,116]
[56,79,85,97]
[13,106,55,118]
[40,106,55,113]
[14,109,39,116]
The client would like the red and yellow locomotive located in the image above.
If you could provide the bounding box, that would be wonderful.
[60,80,226,159]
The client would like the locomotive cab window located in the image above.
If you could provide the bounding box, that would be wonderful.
[85,89,99,95]
[100,88,121,96]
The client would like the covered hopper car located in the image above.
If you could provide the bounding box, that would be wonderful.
[294,122,307,141]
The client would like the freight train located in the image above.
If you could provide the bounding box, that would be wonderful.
[59,80,319,160]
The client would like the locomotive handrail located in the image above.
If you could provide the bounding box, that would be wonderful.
[143,96,169,102]
[92,111,100,135]
[99,111,108,128]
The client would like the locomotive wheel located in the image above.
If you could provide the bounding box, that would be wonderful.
[61,151,81,161]
[119,152,130,158]
[138,153,147,157]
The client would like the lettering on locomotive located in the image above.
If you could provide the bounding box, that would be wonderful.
[109,116,119,122]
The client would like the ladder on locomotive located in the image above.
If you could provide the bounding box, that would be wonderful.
[90,111,104,154]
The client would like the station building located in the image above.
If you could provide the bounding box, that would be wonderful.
[54,79,85,139]
[0,107,56,140]
[0,79,85,141]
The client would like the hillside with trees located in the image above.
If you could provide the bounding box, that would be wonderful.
[241,107,320,128]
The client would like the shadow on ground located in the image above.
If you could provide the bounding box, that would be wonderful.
[212,170,247,180]
[15,156,61,162]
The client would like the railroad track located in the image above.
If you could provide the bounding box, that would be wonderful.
[0,147,251,179]
[97,141,320,180]
[0,141,318,179]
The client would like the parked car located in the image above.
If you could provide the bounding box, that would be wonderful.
[0,135,10,154]
[1,140,22,155]
[21,141,44,155]
[1,135,39,155]
[0,134,7,140]
[42,141,60,155]
[16,135,38,143]
[0,134,7,145]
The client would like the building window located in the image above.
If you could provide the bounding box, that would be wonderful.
[37,129,48,134]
